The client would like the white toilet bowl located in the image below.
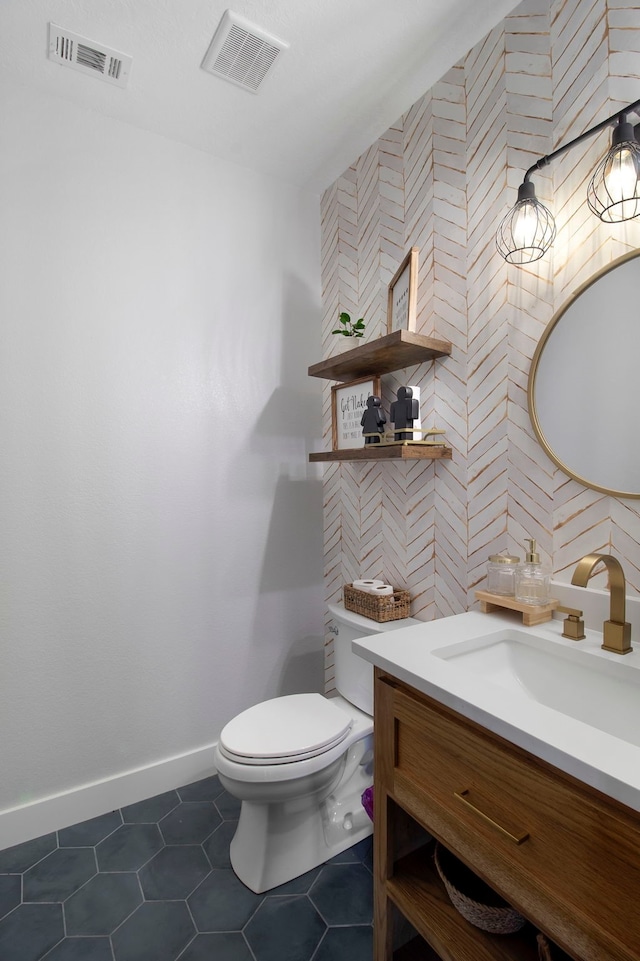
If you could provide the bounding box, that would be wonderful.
[214,693,373,893]
[213,602,420,893]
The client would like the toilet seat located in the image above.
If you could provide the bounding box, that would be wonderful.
[218,693,353,765]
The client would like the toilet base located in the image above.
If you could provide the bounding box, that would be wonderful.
[229,791,372,894]
[226,736,374,893]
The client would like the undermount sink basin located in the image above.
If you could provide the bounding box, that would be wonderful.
[432,628,640,747]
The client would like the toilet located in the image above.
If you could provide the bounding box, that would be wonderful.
[213,601,420,893]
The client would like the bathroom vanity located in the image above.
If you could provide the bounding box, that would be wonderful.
[352,611,640,961]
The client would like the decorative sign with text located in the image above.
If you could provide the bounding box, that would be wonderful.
[387,246,419,334]
[331,377,381,450]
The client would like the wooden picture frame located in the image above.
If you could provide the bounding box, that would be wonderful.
[331,376,381,450]
[387,246,419,334]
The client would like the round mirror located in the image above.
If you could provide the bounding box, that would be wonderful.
[528,248,640,499]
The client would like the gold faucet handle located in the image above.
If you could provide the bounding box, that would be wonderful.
[556,606,585,640]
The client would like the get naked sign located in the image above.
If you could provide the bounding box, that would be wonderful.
[331,377,381,450]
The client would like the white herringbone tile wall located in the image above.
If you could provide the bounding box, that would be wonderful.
[320,0,640,691]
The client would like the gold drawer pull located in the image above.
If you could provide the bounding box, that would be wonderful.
[454,789,530,845]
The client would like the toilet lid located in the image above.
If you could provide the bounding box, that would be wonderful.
[219,694,353,765]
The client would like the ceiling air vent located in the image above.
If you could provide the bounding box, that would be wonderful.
[48,23,132,88]
[201,10,288,93]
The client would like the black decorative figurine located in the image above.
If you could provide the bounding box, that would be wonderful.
[390,386,419,441]
[360,396,386,444]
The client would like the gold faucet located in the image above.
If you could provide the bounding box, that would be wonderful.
[571,553,632,655]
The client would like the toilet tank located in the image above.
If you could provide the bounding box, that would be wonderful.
[328,601,421,715]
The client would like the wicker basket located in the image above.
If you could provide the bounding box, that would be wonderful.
[434,844,526,935]
[343,584,411,622]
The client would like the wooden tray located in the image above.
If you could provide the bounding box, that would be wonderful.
[475,590,559,626]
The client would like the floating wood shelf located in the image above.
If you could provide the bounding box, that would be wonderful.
[309,445,452,463]
[308,330,451,382]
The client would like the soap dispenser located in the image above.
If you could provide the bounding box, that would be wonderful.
[515,539,550,606]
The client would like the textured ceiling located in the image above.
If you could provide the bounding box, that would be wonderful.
[0,0,519,192]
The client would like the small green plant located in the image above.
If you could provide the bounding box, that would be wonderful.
[331,311,366,338]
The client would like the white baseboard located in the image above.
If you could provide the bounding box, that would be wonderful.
[0,742,219,852]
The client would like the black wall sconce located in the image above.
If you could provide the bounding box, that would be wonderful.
[496,97,640,265]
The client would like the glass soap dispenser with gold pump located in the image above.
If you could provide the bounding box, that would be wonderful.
[515,538,550,606]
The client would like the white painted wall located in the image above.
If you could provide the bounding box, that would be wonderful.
[0,81,324,845]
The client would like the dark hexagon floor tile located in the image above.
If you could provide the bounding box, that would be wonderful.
[23,847,96,902]
[0,832,57,873]
[213,789,241,820]
[0,902,64,961]
[310,863,373,926]
[328,836,372,867]
[244,896,326,961]
[121,790,180,824]
[312,924,373,961]
[0,875,21,919]
[268,865,322,896]
[96,823,163,871]
[187,868,262,932]
[177,776,224,803]
[43,935,114,960]
[352,835,373,871]
[159,802,221,844]
[58,811,122,848]
[111,900,194,961]
[328,847,358,864]
[139,845,210,900]
[64,872,142,936]
[202,821,237,869]
[178,932,254,961]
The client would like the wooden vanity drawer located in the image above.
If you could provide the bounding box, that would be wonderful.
[383,676,640,961]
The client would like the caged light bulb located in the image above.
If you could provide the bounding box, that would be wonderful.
[587,119,640,223]
[511,200,539,250]
[496,179,556,264]
[603,144,639,206]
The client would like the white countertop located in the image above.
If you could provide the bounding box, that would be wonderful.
[353,608,640,813]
